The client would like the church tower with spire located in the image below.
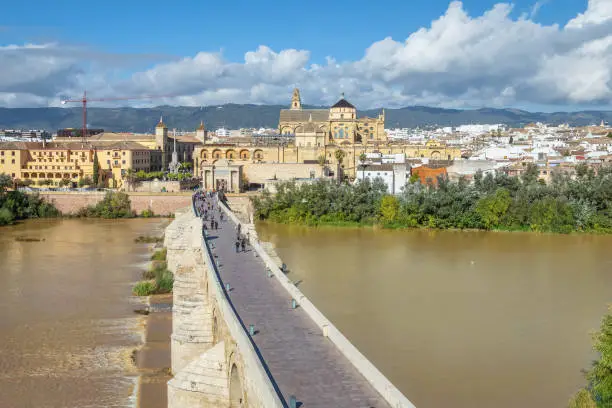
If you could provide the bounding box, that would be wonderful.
[290,88,302,110]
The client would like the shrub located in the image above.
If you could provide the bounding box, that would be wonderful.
[132,281,155,296]
[151,248,167,261]
[80,191,132,219]
[0,208,14,225]
[141,208,155,218]
[155,269,174,294]
[134,235,163,243]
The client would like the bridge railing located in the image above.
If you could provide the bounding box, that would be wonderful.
[219,200,417,408]
[193,201,286,408]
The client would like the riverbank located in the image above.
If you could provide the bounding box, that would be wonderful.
[132,233,173,408]
[136,293,172,408]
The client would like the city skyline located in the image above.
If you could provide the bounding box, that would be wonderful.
[0,0,610,111]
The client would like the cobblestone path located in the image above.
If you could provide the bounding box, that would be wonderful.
[205,202,389,408]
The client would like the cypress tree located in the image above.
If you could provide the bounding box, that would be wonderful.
[93,151,100,185]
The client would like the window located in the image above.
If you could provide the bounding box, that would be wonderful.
[340,114,344,119]
[0,151,3,155]
[11,173,15,177]
[107,152,110,155]
[0,160,3,164]
[123,152,125,156]
[122,160,126,164]
[107,160,110,164]
[11,151,15,156]
[11,159,15,164]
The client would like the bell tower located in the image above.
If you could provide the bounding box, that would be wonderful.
[290,88,302,110]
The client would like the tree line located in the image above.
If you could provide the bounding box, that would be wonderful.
[0,173,60,225]
[252,163,612,233]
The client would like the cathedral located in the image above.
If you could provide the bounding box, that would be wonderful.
[278,89,386,147]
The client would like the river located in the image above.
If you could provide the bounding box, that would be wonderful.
[256,223,612,408]
[0,218,165,408]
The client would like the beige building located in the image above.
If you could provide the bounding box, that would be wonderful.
[193,90,461,190]
[0,141,154,188]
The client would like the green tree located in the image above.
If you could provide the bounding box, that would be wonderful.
[380,195,399,224]
[521,163,539,185]
[586,307,612,407]
[92,151,100,185]
[359,153,367,163]
[0,173,12,194]
[606,132,612,138]
[475,188,512,229]
[409,173,420,184]
[568,389,597,408]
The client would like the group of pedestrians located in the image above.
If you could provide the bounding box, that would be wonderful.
[234,222,250,253]
[194,190,222,233]
[193,189,250,256]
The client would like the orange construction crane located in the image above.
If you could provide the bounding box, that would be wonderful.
[60,91,177,142]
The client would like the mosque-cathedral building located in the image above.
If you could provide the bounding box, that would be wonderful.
[193,89,461,190]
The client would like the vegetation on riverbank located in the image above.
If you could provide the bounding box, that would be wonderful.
[568,307,612,408]
[134,235,164,244]
[0,173,60,226]
[76,191,133,218]
[252,164,612,234]
[133,250,173,296]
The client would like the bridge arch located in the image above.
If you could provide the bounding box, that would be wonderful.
[431,150,441,160]
[229,363,244,408]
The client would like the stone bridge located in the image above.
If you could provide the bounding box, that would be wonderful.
[165,200,416,407]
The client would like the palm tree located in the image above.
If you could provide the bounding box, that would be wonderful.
[334,149,346,166]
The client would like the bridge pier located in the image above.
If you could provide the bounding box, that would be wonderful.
[168,340,230,408]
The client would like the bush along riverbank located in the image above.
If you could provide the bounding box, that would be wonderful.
[252,163,612,234]
[133,249,174,296]
[75,191,161,219]
[568,307,612,408]
[0,173,60,226]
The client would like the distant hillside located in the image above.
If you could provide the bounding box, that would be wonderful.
[1,104,611,133]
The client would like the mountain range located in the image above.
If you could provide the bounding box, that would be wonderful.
[0,105,611,133]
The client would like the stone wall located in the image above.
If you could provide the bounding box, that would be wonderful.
[39,192,192,216]
[132,180,181,193]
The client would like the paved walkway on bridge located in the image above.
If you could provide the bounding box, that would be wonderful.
[204,201,389,408]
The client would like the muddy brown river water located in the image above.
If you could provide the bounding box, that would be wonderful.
[0,218,165,408]
[257,223,612,408]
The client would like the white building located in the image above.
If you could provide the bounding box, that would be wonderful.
[355,163,409,195]
[215,128,231,137]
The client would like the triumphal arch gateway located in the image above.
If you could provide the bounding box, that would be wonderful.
[193,89,460,190]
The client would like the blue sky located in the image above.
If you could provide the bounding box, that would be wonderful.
[1,0,585,62]
[0,0,610,111]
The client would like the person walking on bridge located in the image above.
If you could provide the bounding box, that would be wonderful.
[241,237,246,252]
[235,240,240,253]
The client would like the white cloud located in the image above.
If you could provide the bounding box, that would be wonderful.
[1,1,612,110]
[566,0,612,29]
